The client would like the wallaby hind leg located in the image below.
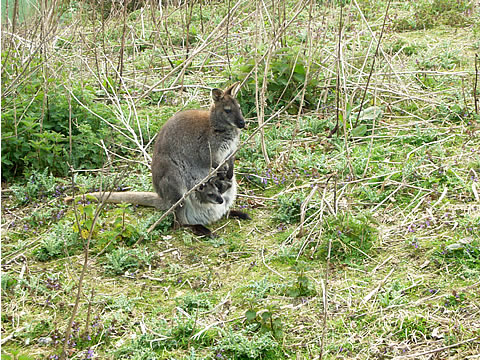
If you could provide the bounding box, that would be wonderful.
[185,224,214,237]
[228,210,251,220]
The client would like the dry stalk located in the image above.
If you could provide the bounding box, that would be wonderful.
[137,0,247,103]
[262,245,285,279]
[116,0,128,89]
[318,238,332,360]
[298,184,318,239]
[285,0,315,164]
[475,54,479,115]
[353,0,391,129]
[329,4,343,137]
[237,0,309,90]
[60,181,110,359]
[254,0,271,164]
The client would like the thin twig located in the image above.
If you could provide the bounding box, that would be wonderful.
[319,239,332,360]
[353,0,391,128]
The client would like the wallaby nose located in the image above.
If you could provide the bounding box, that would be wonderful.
[237,118,246,129]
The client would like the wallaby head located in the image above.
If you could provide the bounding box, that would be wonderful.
[196,180,224,205]
[210,83,245,130]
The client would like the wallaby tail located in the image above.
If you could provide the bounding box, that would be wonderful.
[64,191,164,209]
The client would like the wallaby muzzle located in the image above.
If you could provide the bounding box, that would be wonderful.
[236,117,246,129]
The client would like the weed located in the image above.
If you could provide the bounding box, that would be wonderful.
[244,277,279,300]
[393,0,474,31]
[393,316,429,341]
[386,39,423,56]
[443,291,467,308]
[228,46,319,116]
[10,169,61,206]
[1,273,18,292]
[378,281,408,308]
[314,212,378,263]
[104,247,153,275]
[35,221,80,261]
[106,294,139,313]
[215,330,282,360]
[244,306,283,339]
[417,45,462,71]
[284,264,316,298]
[274,193,306,224]
[176,293,213,314]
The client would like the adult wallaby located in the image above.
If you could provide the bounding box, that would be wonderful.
[151,83,250,236]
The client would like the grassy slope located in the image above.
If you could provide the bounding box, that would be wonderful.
[1,1,479,359]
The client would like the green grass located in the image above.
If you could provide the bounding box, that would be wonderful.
[2,0,480,359]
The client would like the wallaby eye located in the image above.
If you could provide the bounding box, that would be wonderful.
[224,107,232,114]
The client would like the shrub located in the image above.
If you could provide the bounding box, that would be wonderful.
[1,72,129,180]
[227,47,319,116]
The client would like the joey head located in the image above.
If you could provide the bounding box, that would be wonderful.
[195,179,224,205]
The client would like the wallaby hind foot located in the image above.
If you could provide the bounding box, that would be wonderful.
[185,224,215,237]
[228,210,251,220]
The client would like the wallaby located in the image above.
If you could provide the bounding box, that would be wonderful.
[195,178,225,205]
[64,84,250,237]
[151,83,250,236]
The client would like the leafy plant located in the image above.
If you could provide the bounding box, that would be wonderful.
[393,316,428,341]
[228,46,319,116]
[274,193,306,224]
[284,264,316,298]
[34,221,80,261]
[104,247,153,275]
[176,293,213,314]
[10,169,60,206]
[244,277,279,299]
[1,78,129,180]
[215,330,281,360]
[1,273,18,292]
[244,306,283,339]
[316,212,378,262]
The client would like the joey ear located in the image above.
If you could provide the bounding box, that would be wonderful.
[224,81,240,97]
[212,88,224,102]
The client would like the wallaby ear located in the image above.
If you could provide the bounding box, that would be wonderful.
[212,88,224,102]
[224,81,240,97]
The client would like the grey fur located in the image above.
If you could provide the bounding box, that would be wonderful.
[151,84,244,226]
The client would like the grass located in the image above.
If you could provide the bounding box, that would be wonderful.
[2,0,480,359]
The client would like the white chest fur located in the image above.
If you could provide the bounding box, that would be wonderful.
[215,133,240,164]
